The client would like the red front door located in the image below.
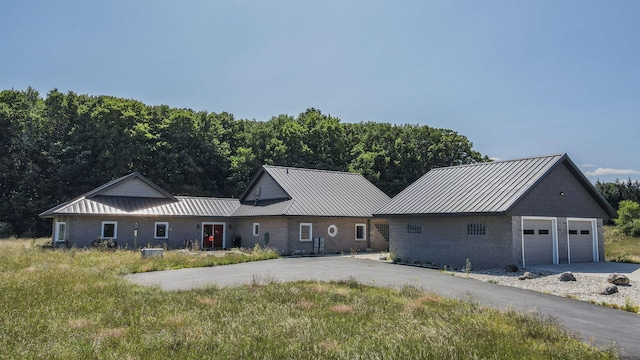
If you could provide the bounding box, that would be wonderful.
[202,224,224,249]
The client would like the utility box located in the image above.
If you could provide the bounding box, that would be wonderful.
[141,248,164,258]
[313,237,325,254]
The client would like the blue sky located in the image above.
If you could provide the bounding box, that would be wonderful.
[2,1,639,183]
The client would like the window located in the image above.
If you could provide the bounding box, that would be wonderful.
[374,223,390,242]
[155,222,168,239]
[523,229,535,235]
[569,230,578,235]
[253,223,260,236]
[327,225,338,237]
[102,221,117,239]
[467,223,486,235]
[300,223,312,242]
[55,222,66,242]
[538,229,549,235]
[581,230,590,235]
[355,224,366,241]
[407,223,422,234]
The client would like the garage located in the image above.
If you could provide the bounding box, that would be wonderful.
[522,218,557,266]
[567,219,597,263]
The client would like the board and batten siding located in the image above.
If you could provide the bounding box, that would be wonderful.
[389,216,514,269]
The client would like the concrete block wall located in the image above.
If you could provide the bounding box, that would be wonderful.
[389,215,514,270]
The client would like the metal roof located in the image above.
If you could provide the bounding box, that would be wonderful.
[375,153,614,216]
[235,165,391,217]
[40,195,239,217]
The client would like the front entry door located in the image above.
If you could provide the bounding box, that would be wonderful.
[202,223,224,249]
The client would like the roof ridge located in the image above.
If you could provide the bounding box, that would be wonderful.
[431,153,565,171]
[264,165,361,176]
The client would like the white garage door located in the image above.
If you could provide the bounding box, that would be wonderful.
[523,219,554,266]
[568,220,595,263]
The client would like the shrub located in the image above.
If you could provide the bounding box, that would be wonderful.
[92,238,117,250]
[620,218,640,237]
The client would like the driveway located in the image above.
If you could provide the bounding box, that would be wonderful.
[126,256,640,358]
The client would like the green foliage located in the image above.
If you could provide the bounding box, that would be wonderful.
[595,180,640,211]
[615,200,640,237]
[0,239,616,359]
[0,88,488,237]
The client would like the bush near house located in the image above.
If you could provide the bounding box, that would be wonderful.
[0,239,617,359]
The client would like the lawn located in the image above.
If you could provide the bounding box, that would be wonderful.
[0,238,617,359]
[605,226,640,263]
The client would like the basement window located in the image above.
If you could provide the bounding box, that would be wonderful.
[467,223,486,235]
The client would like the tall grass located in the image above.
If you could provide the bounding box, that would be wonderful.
[605,226,640,263]
[0,239,617,359]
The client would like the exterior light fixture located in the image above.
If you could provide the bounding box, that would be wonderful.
[560,192,565,196]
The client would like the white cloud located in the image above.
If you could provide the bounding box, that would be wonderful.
[489,157,502,162]
[581,163,597,168]
[584,168,640,177]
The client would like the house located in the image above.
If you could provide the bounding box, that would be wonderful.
[231,165,391,254]
[39,172,240,250]
[40,165,391,254]
[374,154,616,269]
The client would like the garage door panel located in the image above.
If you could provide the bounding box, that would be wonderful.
[569,221,594,263]
[523,220,554,266]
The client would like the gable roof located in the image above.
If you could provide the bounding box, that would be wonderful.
[375,153,615,217]
[39,172,239,218]
[233,165,391,217]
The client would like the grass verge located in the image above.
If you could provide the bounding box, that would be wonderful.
[0,238,618,359]
[605,226,640,263]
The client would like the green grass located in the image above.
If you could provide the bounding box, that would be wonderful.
[605,226,640,263]
[0,239,618,359]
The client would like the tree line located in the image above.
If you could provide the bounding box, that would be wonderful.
[0,87,487,237]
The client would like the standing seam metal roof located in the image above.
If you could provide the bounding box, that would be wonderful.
[375,153,606,216]
[234,165,391,217]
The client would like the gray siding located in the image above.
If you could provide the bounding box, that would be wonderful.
[510,163,610,219]
[243,174,288,201]
[55,215,229,249]
[389,216,515,269]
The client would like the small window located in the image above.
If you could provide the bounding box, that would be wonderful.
[55,222,66,242]
[355,224,366,241]
[253,223,260,236]
[523,229,535,235]
[102,221,117,239]
[374,223,390,242]
[155,222,169,239]
[581,230,590,235]
[467,223,486,235]
[538,229,549,235]
[300,223,312,242]
[407,223,422,234]
[327,225,338,237]
[568,230,578,235]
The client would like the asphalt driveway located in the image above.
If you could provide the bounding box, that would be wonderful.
[126,256,640,358]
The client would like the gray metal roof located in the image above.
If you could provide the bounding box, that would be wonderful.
[40,195,239,217]
[375,153,614,216]
[235,165,391,217]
